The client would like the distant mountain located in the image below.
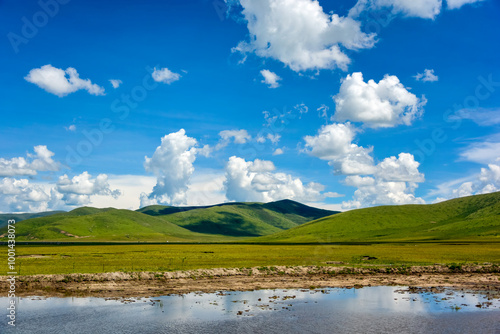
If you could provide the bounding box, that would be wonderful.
[0,208,212,242]
[0,211,64,229]
[137,199,338,237]
[257,192,500,243]
[0,200,338,241]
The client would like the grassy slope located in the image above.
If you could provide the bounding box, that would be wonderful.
[258,192,500,243]
[0,200,336,241]
[139,199,338,236]
[0,211,64,229]
[1,208,236,242]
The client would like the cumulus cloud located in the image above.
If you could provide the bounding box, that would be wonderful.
[216,129,252,150]
[333,72,426,128]
[343,178,425,209]
[414,69,438,82]
[0,178,51,213]
[55,172,121,206]
[376,153,425,182]
[152,67,181,84]
[0,145,60,177]
[24,65,105,97]
[342,152,425,208]
[260,69,281,88]
[232,0,376,72]
[303,122,425,208]
[446,0,484,10]
[350,0,443,19]
[224,156,329,202]
[141,129,200,206]
[303,122,376,175]
[109,79,122,88]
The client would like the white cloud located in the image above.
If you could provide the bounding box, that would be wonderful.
[87,175,156,210]
[216,129,252,150]
[343,179,425,208]
[294,103,309,115]
[267,133,281,144]
[185,171,227,206]
[451,108,500,126]
[376,153,425,182]
[304,121,425,207]
[0,178,51,213]
[55,172,121,206]
[478,164,500,193]
[152,67,181,84]
[350,0,443,20]
[65,124,77,132]
[446,0,484,10]
[260,69,281,88]
[220,129,251,144]
[317,104,330,122]
[109,79,122,88]
[0,145,60,177]
[232,0,376,72]
[414,69,439,82]
[333,72,426,128]
[342,153,425,208]
[142,129,199,206]
[432,164,500,201]
[273,148,284,156]
[303,122,376,175]
[24,64,105,97]
[224,156,329,203]
[460,141,500,165]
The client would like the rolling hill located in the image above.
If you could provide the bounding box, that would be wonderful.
[138,199,337,236]
[0,211,64,229]
[0,200,337,241]
[257,192,500,243]
[0,208,213,242]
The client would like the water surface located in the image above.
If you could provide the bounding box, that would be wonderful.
[2,286,499,333]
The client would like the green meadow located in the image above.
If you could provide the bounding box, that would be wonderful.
[0,192,499,275]
[2,242,499,275]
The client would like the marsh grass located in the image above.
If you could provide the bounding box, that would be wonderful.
[1,242,499,275]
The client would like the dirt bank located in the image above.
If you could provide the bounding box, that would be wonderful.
[1,265,499,298]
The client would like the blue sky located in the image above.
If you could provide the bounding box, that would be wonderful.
[1,0,499,212]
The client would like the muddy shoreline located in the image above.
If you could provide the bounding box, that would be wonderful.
[2,265,499,298]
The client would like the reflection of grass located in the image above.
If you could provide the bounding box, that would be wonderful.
[2,242,499,275]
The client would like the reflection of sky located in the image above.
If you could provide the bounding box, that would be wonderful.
[1,287,499,333]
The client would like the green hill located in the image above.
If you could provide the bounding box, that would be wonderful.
[0,211,64,229]
[138,199,338,237]
[0,209,224,242]
[0,200,337,241]
[257,192,500,243]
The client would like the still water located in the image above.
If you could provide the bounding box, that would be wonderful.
[2,286,499,333]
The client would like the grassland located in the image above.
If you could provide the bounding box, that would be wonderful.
[2,242,499,275]
[0,193,499,277]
